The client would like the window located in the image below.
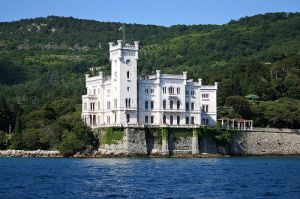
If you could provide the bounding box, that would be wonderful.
[163,87,166,94]
[186,90,189,95]
[202,118,209,125]
[163,115,166,124]
[93,89,96,95]
[145,116,149,123]
[145,89,149,94]
[90,115,92,125]
[170,115,173,125]
[186,117,189,124]
[202,105,208,112]
[107,116,110,124]
[191,102,194,111]
[168,87,174,95]
[186,102,189,111]
[191,90,195,96]
[107,101,110,110]
[145,101,148,110]
[127,87,131,92]
[84,103,87,111]
[126,114,130,123]
[114,114,117,123]
[202,93,209,99]
[177,87,180,94]
[93,115,96,125]
[170,100,173,109]
[151,101,154,109]
[177,101,180,109]
[151,116,154,124]
[90,103,95,111]
[191,117,195,124]
[114,99,117,109]
[151,89,154,94]
[163,100,166,109]
[127,71,130,79]
[177,116,180,125]
[125,98,131,108]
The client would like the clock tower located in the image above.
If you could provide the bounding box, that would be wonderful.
[109,40,139,125]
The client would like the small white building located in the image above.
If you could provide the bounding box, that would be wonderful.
[82,40,218,128]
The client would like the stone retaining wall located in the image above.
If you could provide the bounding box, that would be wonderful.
[231,128,300,155]
[1,128,299,157]
[95,127,300,156]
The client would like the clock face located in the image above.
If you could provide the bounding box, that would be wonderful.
[126,59,131,65]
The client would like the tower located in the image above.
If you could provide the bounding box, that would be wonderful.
[109,40,139,125]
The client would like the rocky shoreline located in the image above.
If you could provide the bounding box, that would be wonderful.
[0,149,227,158]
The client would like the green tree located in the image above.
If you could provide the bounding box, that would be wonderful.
[225,96,251,118]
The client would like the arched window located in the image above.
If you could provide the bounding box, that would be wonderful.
[177,115,180,125]
[126,114,130,123]
[93,115,96,125]
[89,115,92,125]
[177,101,180,109]
[127,71,130,79]
[163,100,166,109]
[170,100,173,109]
[163,115,166,124]
[168,87,174,94]
[170,115,173,125]
[177,87,180,94]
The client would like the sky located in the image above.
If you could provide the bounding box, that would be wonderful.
[1,0,300,26]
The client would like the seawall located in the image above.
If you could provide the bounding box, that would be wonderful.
[95,127,300,156]
[231,128,300,155]
[1,128,299,157]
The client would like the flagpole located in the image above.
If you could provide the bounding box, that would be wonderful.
[122,24,125,43]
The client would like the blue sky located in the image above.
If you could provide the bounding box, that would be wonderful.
[1,0,300,26]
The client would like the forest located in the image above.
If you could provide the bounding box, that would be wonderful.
[0,12,300,153]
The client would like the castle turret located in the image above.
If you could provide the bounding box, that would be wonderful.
[109,40,139,125]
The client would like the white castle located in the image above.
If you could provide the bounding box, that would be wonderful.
[82,40,218,128]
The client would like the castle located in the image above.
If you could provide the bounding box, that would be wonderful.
[81,40,218,128]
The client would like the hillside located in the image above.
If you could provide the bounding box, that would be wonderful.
[0,12,300,151]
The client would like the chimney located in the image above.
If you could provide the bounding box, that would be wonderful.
[108,42,114,50]
[134,41,140,50]
[214,82,218,89]
[198,78,202,86]
[183,71,187,80]
[117,40,123,48]
[156,70,161,78]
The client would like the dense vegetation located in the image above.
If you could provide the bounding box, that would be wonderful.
[0,12,300,151]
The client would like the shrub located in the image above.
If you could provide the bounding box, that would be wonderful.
[100,128,124,145]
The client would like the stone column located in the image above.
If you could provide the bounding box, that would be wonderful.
[192,129,199,154]
[161,128,169,155]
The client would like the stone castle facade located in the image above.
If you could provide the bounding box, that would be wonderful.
[82,40,218,128]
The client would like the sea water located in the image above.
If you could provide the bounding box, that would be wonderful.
[0,156,300,198]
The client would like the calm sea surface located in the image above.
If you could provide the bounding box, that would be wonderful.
[0,156,300,199]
